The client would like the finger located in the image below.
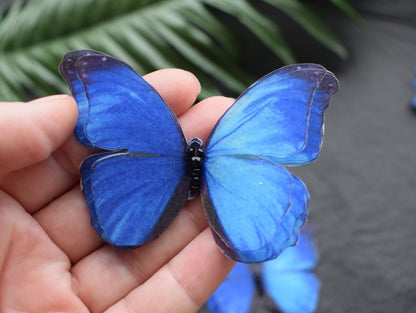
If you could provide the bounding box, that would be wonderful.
[32,96,234,263]
[33,186,103,263]
[0,95,78,174]
[179,96,235,141]
[144,68,201,117]
[0,134,91,213]
[0,190,88,313]
[105,229,236,313]
[0,69,202,214]
[71,197,207,313]
[0,95,91,213]
[68,97,234,312]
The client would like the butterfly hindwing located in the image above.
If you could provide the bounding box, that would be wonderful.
[59,50,189,248]
[80,152,188,248]
[202,64,338,262]
[206,263,255,313]
[202,156,309,263]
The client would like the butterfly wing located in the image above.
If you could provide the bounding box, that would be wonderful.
[205,64,339,165]
[266,232,319,271]
[263,271,320,313]
[59,50,187,152]
[202,157,309,263]
[206,263,255,313]
[59,50,189,248]
[202,64,338,262]
[79,152,188,248]
[261,233,320,313]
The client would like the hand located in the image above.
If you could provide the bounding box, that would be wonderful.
[0,69,236,313]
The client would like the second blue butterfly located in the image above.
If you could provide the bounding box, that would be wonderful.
[59,50,339,263]
[206,232,320,313]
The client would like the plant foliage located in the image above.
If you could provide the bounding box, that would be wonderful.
[0,0,355,101]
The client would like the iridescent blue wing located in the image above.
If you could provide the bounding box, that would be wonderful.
[265,232,319,271]
[263,271,320,313]
[59,50,187,153]
[205,64,338,164]
[412,74,416,110]
[206,263,255,313]
[202,64,338,262]
[202,157,309,263]
[59,50,188,248]
[79,152,188,248]
[261,233,320,313]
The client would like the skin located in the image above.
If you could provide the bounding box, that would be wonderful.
[0,69,236,313]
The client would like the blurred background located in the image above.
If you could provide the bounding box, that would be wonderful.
[1,1,415,312]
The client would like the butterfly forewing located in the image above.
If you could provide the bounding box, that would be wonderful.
[205,64,339,164]
[207,233,320,313]
[60,50,187,153]
[206,263,255,313]
[262,233,320,313]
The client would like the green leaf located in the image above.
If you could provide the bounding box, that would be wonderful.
[330,0,361,24]
[262,0,349,59]
[0,0,352,101]
[205,0,296,64]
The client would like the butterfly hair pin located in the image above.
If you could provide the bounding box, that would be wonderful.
[206,231,320,313]
[59,50,339,263]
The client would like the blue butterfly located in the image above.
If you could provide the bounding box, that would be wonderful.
[59,50,338,263]
[206,232,320,313]
[412,72,416,110]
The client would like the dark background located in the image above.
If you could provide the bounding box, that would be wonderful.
[286,1,416,312]
[204,1,416,312]
[1,1,415,312]
[295,1,416,312]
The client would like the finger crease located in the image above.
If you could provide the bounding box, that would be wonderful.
[117,299,137,313]
[166,261,200,310]
[116,249,149,285]
[181,203,205,234]
[70,270,82,300]
[52,149,79,180]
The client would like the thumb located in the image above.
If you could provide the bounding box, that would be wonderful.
[0,95,78,173]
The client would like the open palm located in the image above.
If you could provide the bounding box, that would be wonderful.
[0,69,235,313]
